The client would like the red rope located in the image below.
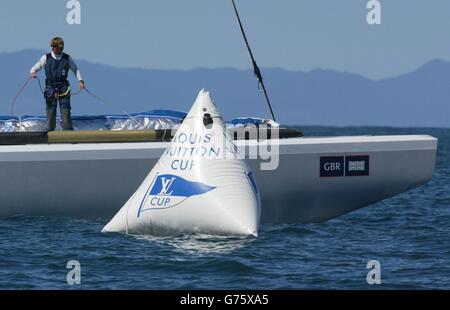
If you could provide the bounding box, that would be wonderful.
[10,77,33,116]
[10,77,140,127]
[11,77,85,117]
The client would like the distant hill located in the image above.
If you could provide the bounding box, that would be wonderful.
[1,49,449,127]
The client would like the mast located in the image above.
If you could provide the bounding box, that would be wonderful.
[231,0,277,122]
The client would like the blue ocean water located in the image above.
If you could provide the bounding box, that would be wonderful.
[0,127,449,289]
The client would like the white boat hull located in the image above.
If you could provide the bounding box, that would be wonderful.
[0,135,437,223]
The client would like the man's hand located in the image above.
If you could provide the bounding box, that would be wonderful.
[79,80,85,91]
[30,72,37,79]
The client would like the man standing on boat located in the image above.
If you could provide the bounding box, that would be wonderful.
[29,37,85,131]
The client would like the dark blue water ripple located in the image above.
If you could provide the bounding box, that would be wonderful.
[0,127,449,289]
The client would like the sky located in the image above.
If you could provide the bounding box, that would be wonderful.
[1,0,450,79]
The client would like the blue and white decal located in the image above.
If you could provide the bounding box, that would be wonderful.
[320,156,345,177]
[320,155,370,177]
[138,174,216,216]
[345,155,370,176]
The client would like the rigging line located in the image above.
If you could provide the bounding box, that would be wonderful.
[83,88,141,127]
[39,76,140,127]
[36,76,84,97]
[11,76,141,127]
[10,77,32,116]
[231,0,277,122]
